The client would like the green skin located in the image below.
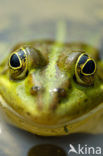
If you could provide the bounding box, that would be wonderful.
[0,40,103,136]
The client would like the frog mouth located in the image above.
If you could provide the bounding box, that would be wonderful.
[0,94,103,131]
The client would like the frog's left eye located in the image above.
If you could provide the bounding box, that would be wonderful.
[75,53,96,85]
[9,48,27,79]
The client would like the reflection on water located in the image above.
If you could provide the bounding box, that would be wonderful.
[28,144,66,156]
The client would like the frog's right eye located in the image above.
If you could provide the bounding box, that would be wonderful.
[9,48,27,79]
[74,53,96,86]
[10,53,21,68]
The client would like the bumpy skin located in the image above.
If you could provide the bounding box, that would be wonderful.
[0,40,103,136]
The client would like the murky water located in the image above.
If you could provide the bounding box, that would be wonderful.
[0,0,103,156]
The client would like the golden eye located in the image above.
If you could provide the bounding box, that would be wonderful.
[9,48,27,79]
[75,53,96,86]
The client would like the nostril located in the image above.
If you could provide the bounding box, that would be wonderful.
[57,88,67,97]
[49,88,67,110]
[30,86,41,95]
[53,88,67,97]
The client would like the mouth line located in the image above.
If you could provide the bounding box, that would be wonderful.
[0,94,102,130]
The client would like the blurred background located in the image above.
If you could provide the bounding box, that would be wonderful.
[0,0,103,155]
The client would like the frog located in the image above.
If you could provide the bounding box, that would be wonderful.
[0,40,103,136]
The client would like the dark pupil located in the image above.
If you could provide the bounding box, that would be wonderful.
[82,60,95,74]
[10,54,20,67]
[78,54,88,65]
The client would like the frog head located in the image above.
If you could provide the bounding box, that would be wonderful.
[0,41,103,135]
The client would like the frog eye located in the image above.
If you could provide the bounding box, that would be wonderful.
[9,48,27,79]
[75,53,96,85]
[9,53,22,69]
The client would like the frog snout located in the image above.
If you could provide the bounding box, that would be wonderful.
[27,71,69,109]
[30,86,67,98]
[30,86,67,110]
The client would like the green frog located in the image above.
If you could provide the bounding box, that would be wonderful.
[0,40,103,136]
